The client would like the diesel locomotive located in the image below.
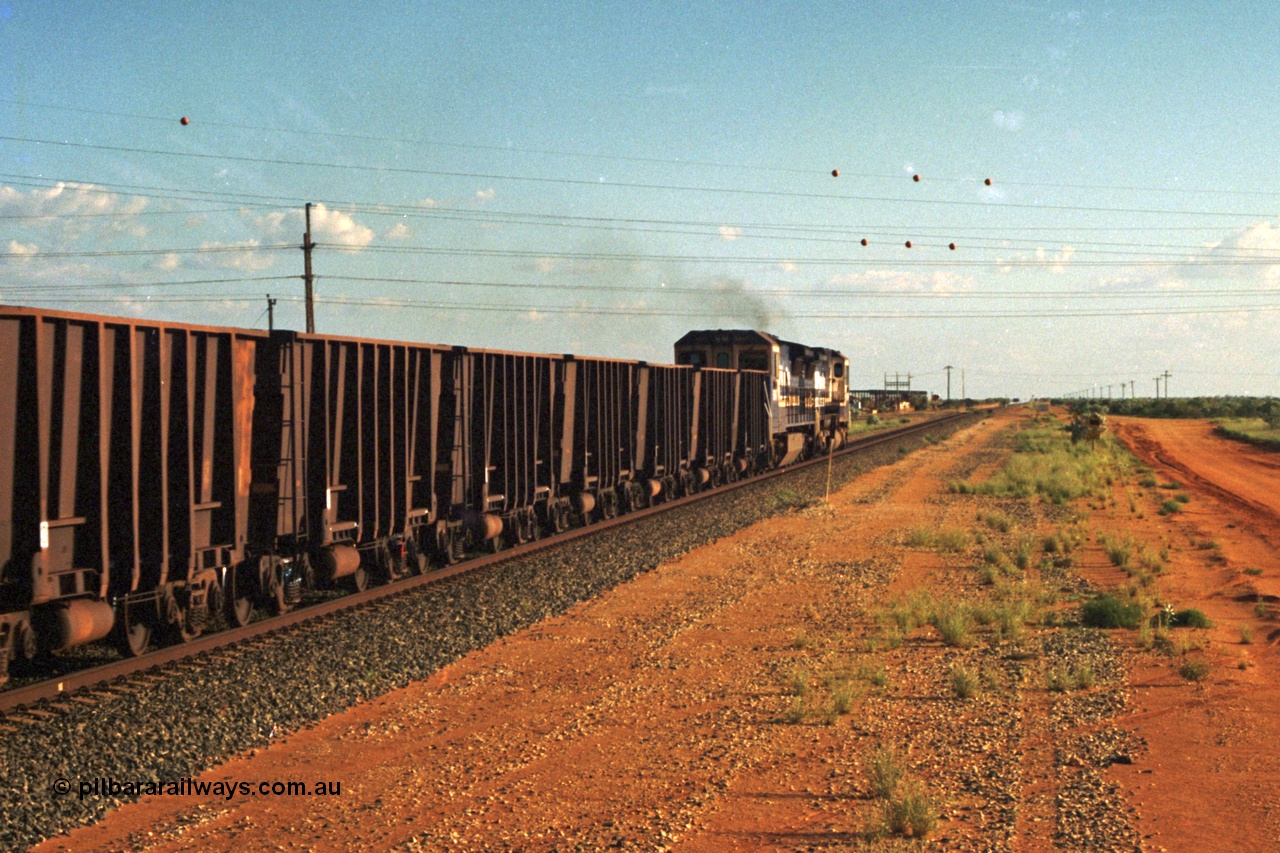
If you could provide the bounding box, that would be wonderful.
[0,305,849,682]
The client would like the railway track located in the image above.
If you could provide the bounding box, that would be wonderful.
[0,410,980,718]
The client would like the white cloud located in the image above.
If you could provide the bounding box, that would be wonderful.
[5,240,38,258]
[197,240,279,272]
[0,182,150,246]
[1170,219,1280,285]
[1029,246,1076,273]
[826,269,975,294]
[248,204,373,252]
[385,222,411,241]
[416,197,439,209]
[249,209,291,236]
[993,110,1024,131]
[475,188,496,203]
[718,225,741,242]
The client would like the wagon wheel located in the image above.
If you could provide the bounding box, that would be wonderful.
[116,605,152,658]
[405,538,428,576]
[552,501,571,533]
[434,522,458,567]
[167,605,201,644]
[511,515,530,546]
[347,557,370,593]
[225,562,255,628]
[261,556,290,616]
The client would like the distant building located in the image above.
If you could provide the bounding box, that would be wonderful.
[848,389,930,412]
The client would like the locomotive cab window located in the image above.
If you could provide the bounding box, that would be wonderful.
[833,362,844,378]
[677,350,707,366]
[716,352,730,368]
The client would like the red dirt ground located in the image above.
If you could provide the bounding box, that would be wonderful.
[1101,418,1280,853]
[31,412,1280,852]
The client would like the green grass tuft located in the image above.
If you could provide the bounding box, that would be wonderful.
[1081,594,1144,629]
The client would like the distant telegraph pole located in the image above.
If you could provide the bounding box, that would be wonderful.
[303,202,316,334]
[1153,376,1161,398]
[266,293,277,332]
[945,365,953,402]
[1161,370,1171,398]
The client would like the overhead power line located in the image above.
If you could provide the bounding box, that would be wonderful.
[3,134,1278,220]
[8,96,1280,199]
[10,293,1276,320]
[323,275,1280,300]
[2,172,1273,261]
[318,242,1280,267]
[0,244,295,259]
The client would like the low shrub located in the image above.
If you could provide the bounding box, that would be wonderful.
[879,780,940,839]
[931,600,975,647]
[949,664,979,699]
[1179,660,1211,682]
[831,685,856,715]
[934,527,971,553]
[786,668,810,696]
[1171,608,1213,629]
[1081,594,1144,629]
[869,746,904,800]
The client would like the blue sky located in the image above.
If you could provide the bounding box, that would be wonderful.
[2,1,1278,398]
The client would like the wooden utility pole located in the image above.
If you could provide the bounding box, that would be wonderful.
[303,202,316,334]
[266,293,277,332]
[1161,370,1171,398]
[945,365,953,402]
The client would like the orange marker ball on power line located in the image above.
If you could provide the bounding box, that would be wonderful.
[912,173,920,182]
[831,169,839,177]
[180,116,190,125]
[984,177,992,186]
[860,238,868,246]
[905,240,913,248]
[949,242,957,250]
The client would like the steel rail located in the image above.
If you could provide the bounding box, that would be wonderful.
[0,409,982,714]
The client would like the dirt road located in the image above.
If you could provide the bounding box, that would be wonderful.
[1102,417,1280,853]
[1111,417,1280,542]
